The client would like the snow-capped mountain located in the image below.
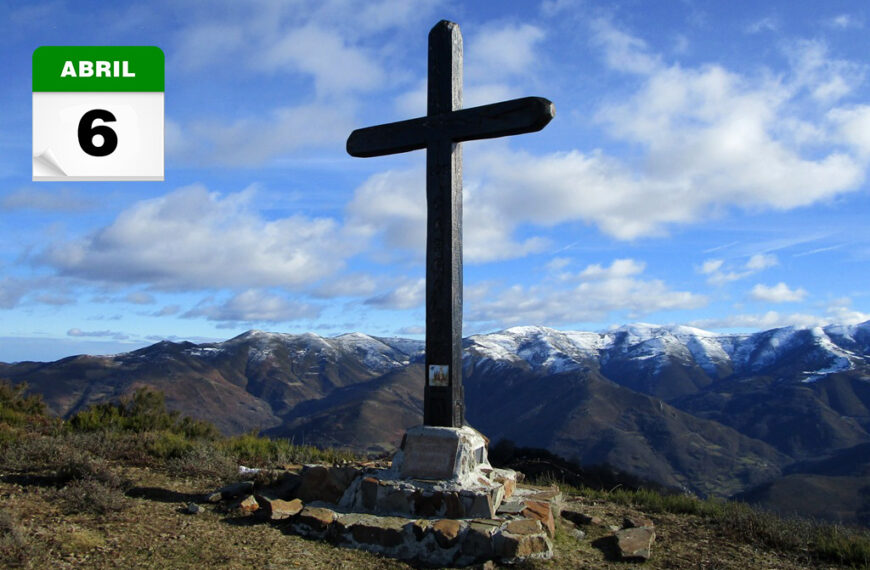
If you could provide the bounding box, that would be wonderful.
[467,322,869,384]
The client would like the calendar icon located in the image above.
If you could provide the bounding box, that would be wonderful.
[32,46,164,181]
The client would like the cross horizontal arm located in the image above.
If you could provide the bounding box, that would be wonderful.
[346,96,555,158]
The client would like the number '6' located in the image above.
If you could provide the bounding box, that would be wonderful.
[78,109,118,157]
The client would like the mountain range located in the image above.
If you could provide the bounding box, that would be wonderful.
[3,322,870,525]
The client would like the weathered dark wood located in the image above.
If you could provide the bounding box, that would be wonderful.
[346,20,554,428]
[346,97,556,158]
[424,20,464,428]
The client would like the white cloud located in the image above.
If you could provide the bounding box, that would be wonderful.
[596,63,863,211]
[67,328,129,340]
[165,1,443,167]
[690,299,870,331]
[463,183,551,262]
[699,254,779,285]
[364,278,425,309]
[829,105,870,158]
[0,276,78,309]
[184,289,320,323]
[745,17,778,34]
[579,258,645,280]
[171,0,436,90]
[125,292,155,305]
[785,40,866,103]
[346,169,427,258]
[467,23,545,80]
[465,258,706,328]
[41,185,356,291]
[545,257,571,272]
[313,274,379,298]
[347,111,860,259]
[827,14,863,29]
[0,278,29,309]
[174,23,247,71]
[168,103,354,167]
[590,18,660,74]
[258,25,384,95]
[394,79,428,117]
[699,259,724,275]
[33,293,75,306]
[749,282,808,303]
[345,166,551,263]
[826,300,870,324]
[745,253,778,271]
[689,311,822,330]
[153,305,180,317]
[541,0,579,17]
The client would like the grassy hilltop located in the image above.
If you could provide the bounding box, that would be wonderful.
[1,381,869,569]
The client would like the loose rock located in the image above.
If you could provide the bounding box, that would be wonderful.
[237,494,259,513]
[615,527,656,561]
[216,480,254,500]
[257,496,303,520]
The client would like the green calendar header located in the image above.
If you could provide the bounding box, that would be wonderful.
[33,46,164,92]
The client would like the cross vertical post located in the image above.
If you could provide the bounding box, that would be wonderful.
[425,21,464,427]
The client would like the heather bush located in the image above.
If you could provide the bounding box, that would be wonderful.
[0,509,29,565]
[3,433,88,472]
[68,387,219,439]
[164,441,238,481]
[144,430,195,459]
[0,381,59,444]
[220,432,356,467]
[0,381,45,419]
[56,476,130,515]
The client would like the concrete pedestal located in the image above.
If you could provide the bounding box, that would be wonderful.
[392,425,489,482]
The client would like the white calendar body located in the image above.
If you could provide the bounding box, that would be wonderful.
[33,91,164,181]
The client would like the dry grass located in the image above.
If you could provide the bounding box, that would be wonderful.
[0,467,412,569]
[2,462,862,569]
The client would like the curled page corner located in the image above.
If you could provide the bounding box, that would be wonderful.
[33,148,68,177]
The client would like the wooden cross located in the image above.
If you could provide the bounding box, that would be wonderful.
[347,20,554,427]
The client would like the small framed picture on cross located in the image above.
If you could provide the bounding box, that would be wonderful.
[428,365,449,387]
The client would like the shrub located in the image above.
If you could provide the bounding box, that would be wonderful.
[220,433,357,467]
[814,525,870,566]
[0,381,56,438]
[0,509,29,564]
[3,433,86,472]
[56,477,129,515]
[0,381,46,418]
[67,387,219,439]
[164,441,238,481]
[144,431,195,460]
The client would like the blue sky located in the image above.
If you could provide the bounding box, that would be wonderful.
[3,0,870,362]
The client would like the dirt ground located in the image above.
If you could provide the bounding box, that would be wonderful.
[0,466,837,569]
